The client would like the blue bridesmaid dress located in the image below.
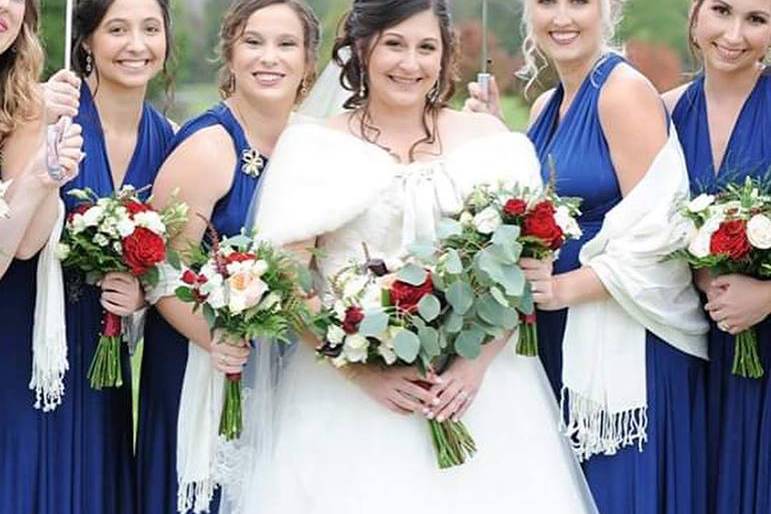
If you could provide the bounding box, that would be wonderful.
[0,83,173,514]
[136,103,265,514]
[527,54,708,514]
[672,68,771,514]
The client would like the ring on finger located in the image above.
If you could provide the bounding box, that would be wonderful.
[718,321,731,332]
[457,389,469,401]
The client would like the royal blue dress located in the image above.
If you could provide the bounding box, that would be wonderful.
[528,54,708,514]
[672,69,771,514]
[136,103,265,514]
[0,83,173,514]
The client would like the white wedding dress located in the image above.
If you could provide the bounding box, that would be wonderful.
[225,123,598,514]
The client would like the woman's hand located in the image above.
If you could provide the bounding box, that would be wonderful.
[43,69,81,123]
[704,274,771,335]
[210,331,250,375]
[463,76,504,121]
[427,358,490,422]
[521,256,566,311]
[350,366,439,416]
[99,271,145,317]
[35,118,84,188]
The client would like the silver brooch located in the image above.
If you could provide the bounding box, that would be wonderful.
[241,149,265,178]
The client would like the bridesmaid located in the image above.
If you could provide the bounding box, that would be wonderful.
[0,2,83,513]
[137,1,320,512]
[470,0,709,513]
[663,1,771,513]
[18,0,176,513]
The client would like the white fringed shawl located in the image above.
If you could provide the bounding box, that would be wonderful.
[561,127,709,461]
[30,199,69,411]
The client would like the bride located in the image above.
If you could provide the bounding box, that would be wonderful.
[219,1,598,513]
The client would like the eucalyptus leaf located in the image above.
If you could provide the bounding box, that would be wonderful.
[203,303,217,329]
[446,281,474,315]
[418,326,441,358]
[417,294,441,322]
[397,264,428,286]
[444,313,464,334]
[454,328,485,360]
[437,218,463,239]
[444,249,463,275]
[408,242,437,260]
[359,311,389,337]
[166,249,182,270]
[222,234,253,249]
[492,224,521,245]
[393,329,421,363]
[143,266,160,288]
[490,286,509,307]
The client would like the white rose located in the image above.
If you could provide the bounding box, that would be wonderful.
[688,217,722,258]
[473,207,502,234]
[206,288,226,310]
[747,214,771,250]
[81,205,105,227]
[343,334,369,363]
[227,272,268,314]
[554,205,582,238]
[116,218,135,238]
[687,194,715,213]
[55,243,70,261]
[133,211,166,236]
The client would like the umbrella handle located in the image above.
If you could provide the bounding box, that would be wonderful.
[477,72,492,105]
[46,117,72,182]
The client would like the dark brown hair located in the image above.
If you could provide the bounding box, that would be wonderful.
[331,0,459,162]
[0,0,44,141]
[216,0,321,100]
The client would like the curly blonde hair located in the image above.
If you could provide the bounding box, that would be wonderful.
[0,0,44,142]
[518,0,627,96]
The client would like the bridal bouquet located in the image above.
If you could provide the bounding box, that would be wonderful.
[448,183,582,356]
[314,252,479,469]
[673,177,771,378]
[174,226,309,440]
[58,185,187,389]
[0,179,11,218]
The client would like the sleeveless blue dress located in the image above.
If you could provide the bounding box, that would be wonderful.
[528,54,708,514]
[672,69,771,514]
[0,83,173,514]
[136,103,265,514]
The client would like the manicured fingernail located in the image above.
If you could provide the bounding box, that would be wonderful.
[431,397,440,406]
[435,377,443,384]
[427,412,435,419]
[422,408,429,415]
[437,415,445,423]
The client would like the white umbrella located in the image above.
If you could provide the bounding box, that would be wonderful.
[477,0,491,103]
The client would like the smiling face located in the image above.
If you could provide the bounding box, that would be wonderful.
[692,0,771,72]
[86,0,167,91]
[0,0,26,56]
[229,4,307,106]
[528,0,605,68]
[364,9,443,111]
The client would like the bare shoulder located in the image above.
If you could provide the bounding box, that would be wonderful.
[528,88,555,128]
[325,112,353,132]
[440,108,508,139]
[661,82,692,114]
[599,63,667,131]
[155,125,235,199]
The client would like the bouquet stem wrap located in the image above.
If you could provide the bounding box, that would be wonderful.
[219,373,243,440]
[87,311,123,389]
[516,312,539,357]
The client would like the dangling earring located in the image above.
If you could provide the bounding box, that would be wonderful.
[359,67,367,98]
[299,78,309,98]
[85,51,94,75]
[228,72,236,93]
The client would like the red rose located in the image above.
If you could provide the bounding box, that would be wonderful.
[124,200,152,216]
[390,275,434,314]
[224,252,257,265]
[523,201,564,250]
[503,198,528,217]
[122,227,166,276]
[342,306,365,334]
[710,220,751,261]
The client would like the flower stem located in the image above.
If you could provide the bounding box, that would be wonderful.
[516,314,539,357]
[219,377,243,440]
[732,328,764,379]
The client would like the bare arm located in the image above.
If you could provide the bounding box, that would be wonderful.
[153,127,236,350]
[535,67,670,310]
